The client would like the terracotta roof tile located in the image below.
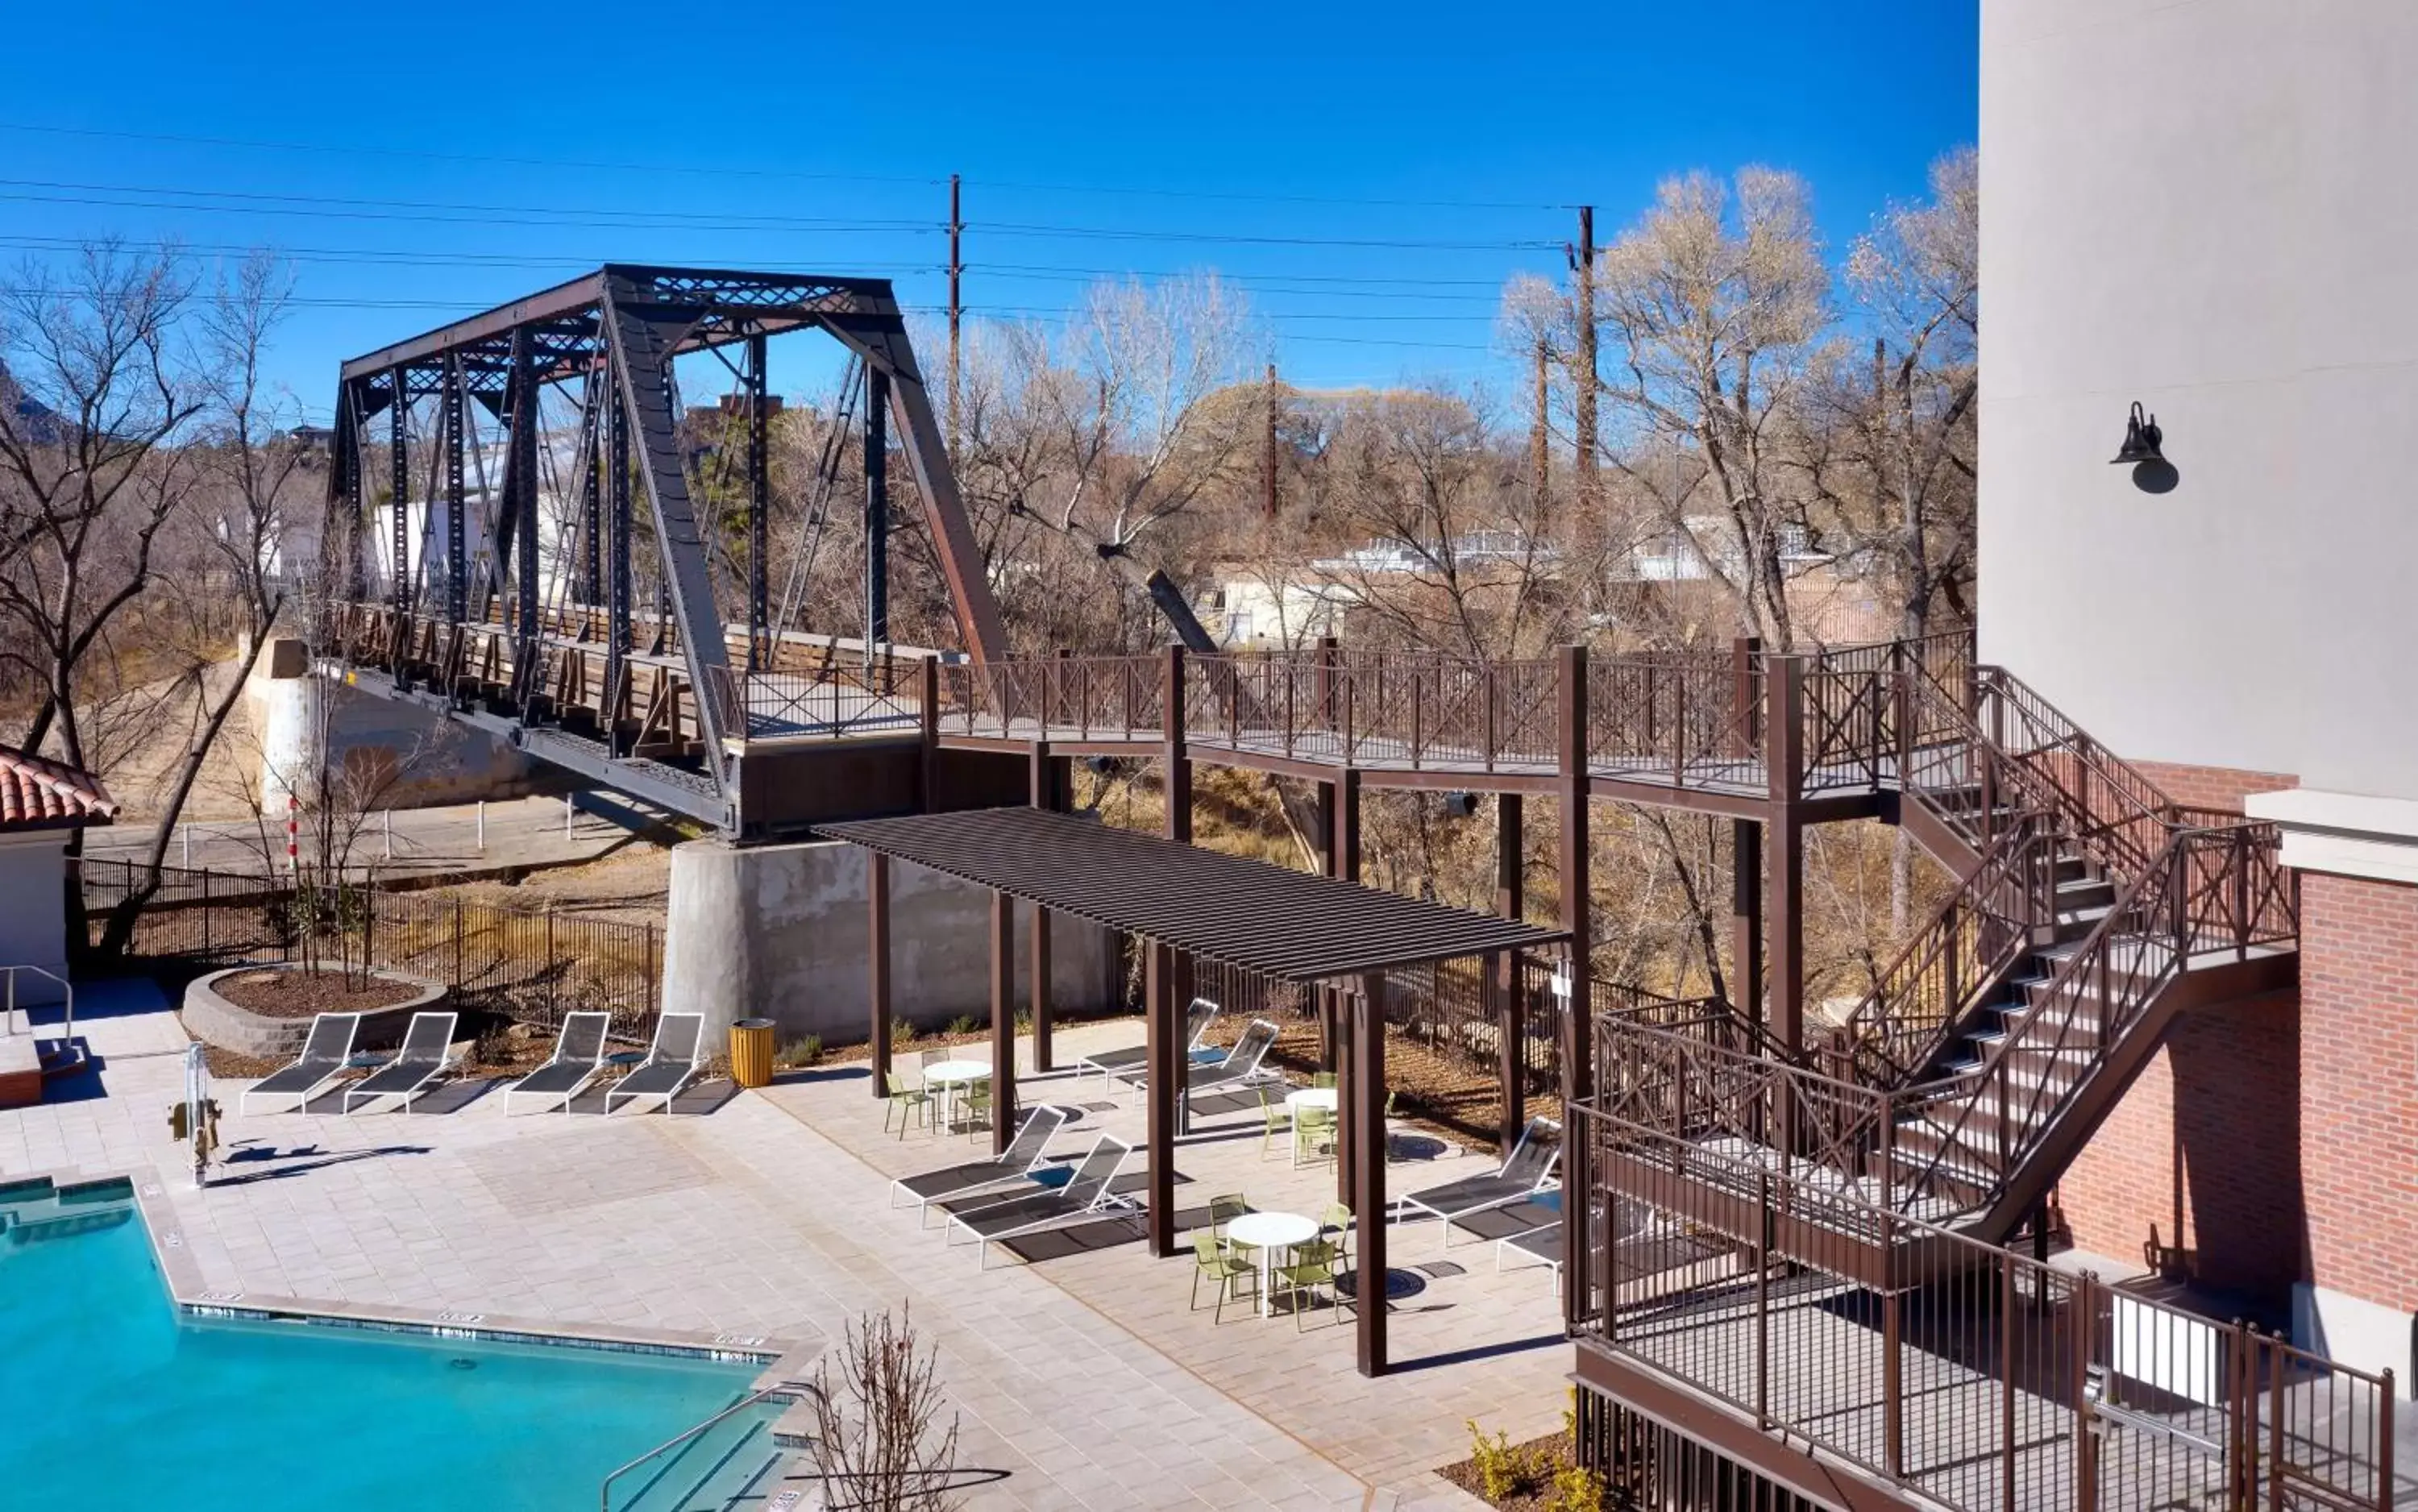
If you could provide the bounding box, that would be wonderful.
[0,744,116,832]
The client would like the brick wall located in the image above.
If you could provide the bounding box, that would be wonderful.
[2054,758,2308,1302]
[2054,994,2304,1300]
[2298,869,2418,1312]
[2133,758,2298,814]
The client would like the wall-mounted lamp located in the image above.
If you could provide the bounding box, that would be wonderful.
[2110,401,2165,466]
[1440,791,1479,819]
[1084,754,1118,775]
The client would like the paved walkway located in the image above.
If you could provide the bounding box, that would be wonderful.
[0,986,1527,1510]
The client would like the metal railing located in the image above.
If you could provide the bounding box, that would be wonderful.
[0,964,73,1046]
[1568,1101,2395,1512]
[599,1379,815,1512]
[80,860,662,1035]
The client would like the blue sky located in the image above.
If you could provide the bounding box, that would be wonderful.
[0,1,1976,417]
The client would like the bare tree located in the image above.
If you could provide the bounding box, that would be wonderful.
[0,245,206,766]
[1587,169,1832,649]
[95,252,304,953]
[805,1306,964,1512]
[1809,147,1979,638]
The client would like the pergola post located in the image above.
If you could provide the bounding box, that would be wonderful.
[1029,741,1058,1073]
[1764,654,1806,1053]
[868,852,892,1099]
[1351,970,1390,1377]
[1144,938,1180,1259]
[989,887,1017,1155]
[1495,792,1526,1150]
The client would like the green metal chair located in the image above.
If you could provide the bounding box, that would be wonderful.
[1311,1071,1338,1090]
[1275,1237,1344,1329]
[1190,1232,1258,1322]
[883,1070,934,1139]
[1294,1107,1338,1169]
[958,1076,995,1140]
[1257,1085,1290,1159]
[1320,1200,1354,1267]
[1207,1192,1249,1238]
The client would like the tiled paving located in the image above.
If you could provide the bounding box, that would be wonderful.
[0,983,1571,1509]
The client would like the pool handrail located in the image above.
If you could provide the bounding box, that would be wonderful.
[599,1377,819,1512]
[0,964,72,1048]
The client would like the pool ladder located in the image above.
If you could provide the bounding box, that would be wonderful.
[600,1379,815,1512]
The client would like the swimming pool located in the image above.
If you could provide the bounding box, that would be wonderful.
[0,1178,786,1511]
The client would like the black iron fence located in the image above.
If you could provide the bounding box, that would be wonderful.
[78,859,661,1034]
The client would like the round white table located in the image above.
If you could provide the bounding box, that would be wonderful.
[923,1060,991,1132]
[1224,1210,1321,1318]
[1283,1086,1340,1167]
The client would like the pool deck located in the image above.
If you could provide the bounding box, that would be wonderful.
[0,981,1573,1510]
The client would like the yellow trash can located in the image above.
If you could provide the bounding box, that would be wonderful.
[729,1017,777,1089]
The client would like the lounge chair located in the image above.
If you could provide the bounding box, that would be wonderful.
[1494,1219,1564,1276]
[1076,997,1218,1088]
[945,1135,1136,1268]
[890,1104,1074,1223]
[239,1011,363,1115]
[501,1011,613,1115]
[604,1012,707,1114]
[340,1011,459,1114]
[1396,1116,1562,1246]
[1179,1020,1282,1106]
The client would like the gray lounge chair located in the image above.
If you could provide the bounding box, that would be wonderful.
[1076,997,1218,1087]
[501,1011,613,1115]
[1110,1017,1279,1103]
[890,1105,1074,1223]
[1397,1116,1562,1246]
[341,1011,459,1114]
[945,1135,1136,1268]
[1495,1219,1564,1275]
[604,1012,707,1114]
[239,1011,363,1115]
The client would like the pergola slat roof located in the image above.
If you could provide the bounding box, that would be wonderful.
[821,808,1567,980]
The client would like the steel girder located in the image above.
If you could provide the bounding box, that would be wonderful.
[320,264,1008,829]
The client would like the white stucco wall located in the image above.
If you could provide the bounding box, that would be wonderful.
[1980,0,2418,799]
[0,833,70,1005]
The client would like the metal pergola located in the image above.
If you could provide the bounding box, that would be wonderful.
[821,807,1569,1377]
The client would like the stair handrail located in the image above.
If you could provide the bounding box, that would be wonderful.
[1820,808,2064,1088]
[1969,665,2180,880]
[1888,817,2294,1219]
[599,1378,816,1512]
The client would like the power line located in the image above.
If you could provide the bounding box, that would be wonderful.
[0,120,1564,212]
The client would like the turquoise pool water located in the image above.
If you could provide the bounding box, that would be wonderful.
[0,1182,773,1510]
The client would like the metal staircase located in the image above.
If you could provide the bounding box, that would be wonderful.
[1590,655,2300,1265]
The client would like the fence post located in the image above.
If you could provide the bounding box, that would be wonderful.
[646,926,659,1016]
[1883,1206,1904,1480]
[451,897,464,988]
[201,867,212,953]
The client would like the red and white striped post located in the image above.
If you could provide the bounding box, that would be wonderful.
[286,792,300,879]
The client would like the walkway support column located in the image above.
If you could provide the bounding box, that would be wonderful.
[1556,646,1593,1106]
[868,853,892,1100]
[1764,654,1806,1053]
[989,887,1017,1155]
[1351,970,1390,1377]
[1030,741,1058,1073]
[1162,646,1191,845]
[1557,644,1592,1334]
[1496,791,1526,1151]
[1144,939,1180,1259]
[1331,765,1363,1200]
[1731,818,1764,1028]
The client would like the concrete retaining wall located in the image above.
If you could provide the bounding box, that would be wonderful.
[181,966,446,1058]
[660,837,1124,1045]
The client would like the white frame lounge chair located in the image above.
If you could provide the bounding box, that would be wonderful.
[1494,1218,1564,1276]
[501,1011,613,1115]
[1109,1017,1280,1104]
[1077,997,1218,1089]
[1397,1116,1561,1247]
[340,1011,460,1114]
[239,1011,363,1115]
[890,1105,1074,1223]
[945,1135,1136,1269]
[604,1012,707,1114]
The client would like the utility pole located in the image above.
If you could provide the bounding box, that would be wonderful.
[1530,338,1551,502]
[947,172,964,456]
[1572,206,1598,509]
[1262,361,1280,520]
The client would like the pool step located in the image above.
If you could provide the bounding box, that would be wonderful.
[614,1405,788,1512]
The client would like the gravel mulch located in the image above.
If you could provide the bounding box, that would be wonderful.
[214,967,427,1019]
